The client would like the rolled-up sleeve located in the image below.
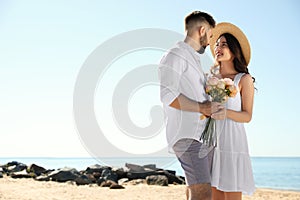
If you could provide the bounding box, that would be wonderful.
[158,50,186,106]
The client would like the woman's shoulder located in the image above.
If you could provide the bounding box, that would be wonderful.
[239,73,254,89]
[240,73,253,81]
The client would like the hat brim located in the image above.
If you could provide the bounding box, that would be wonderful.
[209,22,251,66]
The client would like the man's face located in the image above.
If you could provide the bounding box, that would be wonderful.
[199,26,212,49]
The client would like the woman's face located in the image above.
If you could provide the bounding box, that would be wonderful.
[214,36,234,62]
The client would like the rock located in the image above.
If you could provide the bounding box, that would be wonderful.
[101,168,118,182]
[118,178,129,185]
[127,170,158,180]
[125,163,145,172]
[43,169,55,175]
[35,174,50,181]
[0,167,3,178]
[125,163,160,179]
[36,167,92,185]
[5,161,27,173]
[164,169,176,175]
[92,172,101,180]
[27,164,46,176]
[75,174,92,185]
[110,184,125,189]
[112,167,128,179]
[146,175,168,186]
[48,167,80,182]
[85,173,97,183]
[142,164,159,170]
[10,169,35,179]
[85,164,111,174]
[100,180,117,187]
[126,179,146,185]
[97,177,105,186]
[157,170,185,185]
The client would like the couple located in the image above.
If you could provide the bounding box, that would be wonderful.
[159,11,255,200]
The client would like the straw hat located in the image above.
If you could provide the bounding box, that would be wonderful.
[210,22,251,66]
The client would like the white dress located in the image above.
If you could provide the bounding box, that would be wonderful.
[211,73,255,195]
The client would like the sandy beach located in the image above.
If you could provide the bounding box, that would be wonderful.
[0,176,299,200]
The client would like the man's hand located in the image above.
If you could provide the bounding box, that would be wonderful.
[199,101,224,117]
[169,94,224,116]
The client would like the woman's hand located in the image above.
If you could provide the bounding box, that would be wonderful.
[211,107,227,120]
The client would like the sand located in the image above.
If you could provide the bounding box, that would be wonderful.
[0,176,300,200]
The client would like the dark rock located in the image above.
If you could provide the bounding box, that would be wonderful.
[10,169,35,179]
[75,174,92,185]
[125,163,160,179]
[157,170,185,185]
[5,161,27,173]
[101,168,118,182]
[43,169,55,175]
[48,167,79,182]
[85,164,111,175]
[92,172,101,180]
[146,175,168,186]
[142,164,159,170]
[164,169,176,176]
[100,180,117,187]
[101,168,111,177]
[112,167,128,179]
[127,170,158,180]
[110,184,125,189]
[96,177,105,186]
[125,163,144,172]
[27,164,46,176]
[85,174,97,183]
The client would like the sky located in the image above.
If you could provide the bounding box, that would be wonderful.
[0,0,300,158]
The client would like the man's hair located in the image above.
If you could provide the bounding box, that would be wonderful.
[185,11,216,31]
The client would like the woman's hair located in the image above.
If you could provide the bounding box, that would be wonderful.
[220,33,255,82]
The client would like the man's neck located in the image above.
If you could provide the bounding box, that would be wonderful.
[184,36,201,52]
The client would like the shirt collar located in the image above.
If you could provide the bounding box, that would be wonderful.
[177,41,201,59]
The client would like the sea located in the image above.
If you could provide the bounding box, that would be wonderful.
[0,157,299,191]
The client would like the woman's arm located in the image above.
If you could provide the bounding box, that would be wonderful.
[212,74,254,123]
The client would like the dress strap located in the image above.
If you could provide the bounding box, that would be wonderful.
[234,73,246,86]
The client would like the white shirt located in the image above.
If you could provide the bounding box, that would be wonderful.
[158,41,209,152]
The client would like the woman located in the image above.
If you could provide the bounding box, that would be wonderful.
[209,22,256,200]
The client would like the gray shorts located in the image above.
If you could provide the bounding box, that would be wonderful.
[173,139,214,186]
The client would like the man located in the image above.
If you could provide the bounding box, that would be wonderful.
[159,11,223,200]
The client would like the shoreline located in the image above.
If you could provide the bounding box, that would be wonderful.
[258,187,300,192]
[1,158,300,192]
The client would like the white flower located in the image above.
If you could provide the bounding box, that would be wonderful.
[217,80,225,89]
[223,78,234,86]
[207,77,219,86]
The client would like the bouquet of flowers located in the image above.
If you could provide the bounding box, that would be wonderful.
[200,76,238,147]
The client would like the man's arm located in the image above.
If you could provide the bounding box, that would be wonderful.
[169,94,223,117]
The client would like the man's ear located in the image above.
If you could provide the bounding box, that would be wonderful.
[199,26,206,37]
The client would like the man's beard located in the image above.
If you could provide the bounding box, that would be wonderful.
[197,33,208,54]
